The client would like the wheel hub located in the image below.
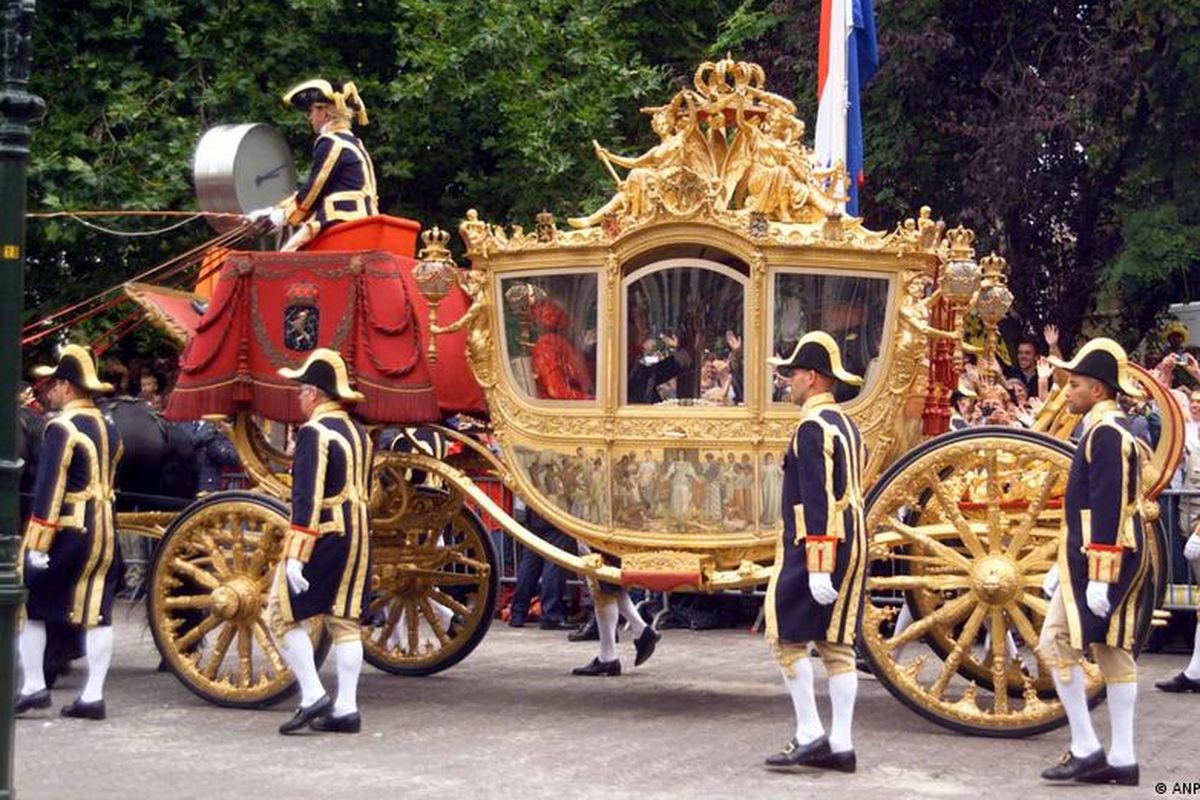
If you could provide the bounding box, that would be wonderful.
[210,577,262,621]
[971,554,1020,605]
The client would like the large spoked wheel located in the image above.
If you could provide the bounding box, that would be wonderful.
[362,479,498,676]
[147,492,330,708]
[862,427,1124,737]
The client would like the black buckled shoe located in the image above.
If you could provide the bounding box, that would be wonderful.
[1076,762,1138,786]
[1041,749,1106,781]
[633,626,661,667]
[279,695,331,735]
[764,735,831,768]
[807,748,857,773]
[568,617,600,642]
[571,657,621,677]
[1155,672,1200,693]
[60,697,106,720]
[310,710,362,734]
[539,618,573,631]
[14,689,51,715]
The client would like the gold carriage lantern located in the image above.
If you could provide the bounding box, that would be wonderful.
[412,227,458,363]
[976,252,1014,381]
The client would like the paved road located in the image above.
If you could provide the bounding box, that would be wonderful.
[12,606,1199,799]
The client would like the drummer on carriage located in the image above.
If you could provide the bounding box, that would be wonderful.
[16,345,122,720]
[248,78,378,251]
[269,348,374,735]
[1038,338,1148,786]
[763,332,867,774]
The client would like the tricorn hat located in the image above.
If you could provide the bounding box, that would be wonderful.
[282,79,369,126]
[767,331,863,386]
[278,348,365,403]
[1048,337,1142,397]
[30,344,113,394]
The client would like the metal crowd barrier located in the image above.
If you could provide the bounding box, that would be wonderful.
[1155,487,1200,612]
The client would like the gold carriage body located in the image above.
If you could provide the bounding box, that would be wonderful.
[444,57,990,592]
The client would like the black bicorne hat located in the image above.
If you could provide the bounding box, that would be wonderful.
[282,79,369,125]
[1048,337,1142,397]
[767,331,863,386]
[30,344,113,394]
[278,348,365,403]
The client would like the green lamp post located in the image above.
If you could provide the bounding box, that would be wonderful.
[1,1,45,796]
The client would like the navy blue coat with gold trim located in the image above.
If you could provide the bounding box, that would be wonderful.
[1059,400,1147,652]
[275,402,373,624]
[766,393,867,646]
[284,126,378,234]
[23,399,122,627]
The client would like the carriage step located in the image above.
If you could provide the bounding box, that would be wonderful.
[620,551,712,593]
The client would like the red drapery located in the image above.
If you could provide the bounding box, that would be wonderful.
[165,249,441,424]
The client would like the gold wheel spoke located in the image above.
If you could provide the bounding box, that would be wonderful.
[922,469,989,558]
[868,575,972,592]
[929,604,987,699]
[237,625,253,687]
[1005,470,1061,556]
[1018,539,1059,569]
[229,515,247,573]
[174,614,222,652]
[989,608,1009,714]
[1005,602,1053,681]
[444,551,490,572]
[1020,592,1049,618]
[170,557,221,591]
[405,602,420,654]
[252,621,287,676]
[376,599,402,648]
[419,599,451,646]
[202,533,234,579]
[163,593,215,611]
[984,450,1003,553]
[429,589,471,618]
[885,593,974,650]
[203,623,238,680]
[422,570,485,587]
[883,517,973,572]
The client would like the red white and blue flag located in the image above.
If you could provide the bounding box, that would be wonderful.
[814,0,878,217]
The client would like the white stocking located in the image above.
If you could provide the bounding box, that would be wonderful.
[1052,664,1102,758]
[80,626,114,703]
[1106,682,1137,767]
[595,602,619,662]
[18,620,47,695]
[782,658,824,744]
[281,627,325,706]
[893,603,913,661]
[332,640,363,717]
[1185,617,1200,680]
[617,591,648,637]
[828,671,858,753]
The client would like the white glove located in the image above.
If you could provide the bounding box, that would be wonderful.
[1085,580,1111,618]
[285,558,309,594]
[247,206,286,228]
[26,550,49,570]
[809,572,838,606]
[1186,533,1200,561]
[1041,564,1060,598]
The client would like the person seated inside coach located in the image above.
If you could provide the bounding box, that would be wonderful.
[628,332,692,404]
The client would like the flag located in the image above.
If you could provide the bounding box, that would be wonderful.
[815,0,878,216]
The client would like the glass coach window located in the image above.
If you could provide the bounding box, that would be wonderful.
[623,259,747,406]
[498,271,600,403]
[770,270,892,404]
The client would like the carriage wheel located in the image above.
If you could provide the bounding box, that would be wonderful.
[362,483,498,676]
[147,492,330,708]
[861,427,1139,737]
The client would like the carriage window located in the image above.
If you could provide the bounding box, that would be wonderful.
[624,261,746,406]
[770,272,891,403]
[498,272,599,402]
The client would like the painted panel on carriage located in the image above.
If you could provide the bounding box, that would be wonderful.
[609,447,757,534]
[498,271,599,403]
[513,445,610,527]
[623,259,747,406]
[769,270,891,404]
